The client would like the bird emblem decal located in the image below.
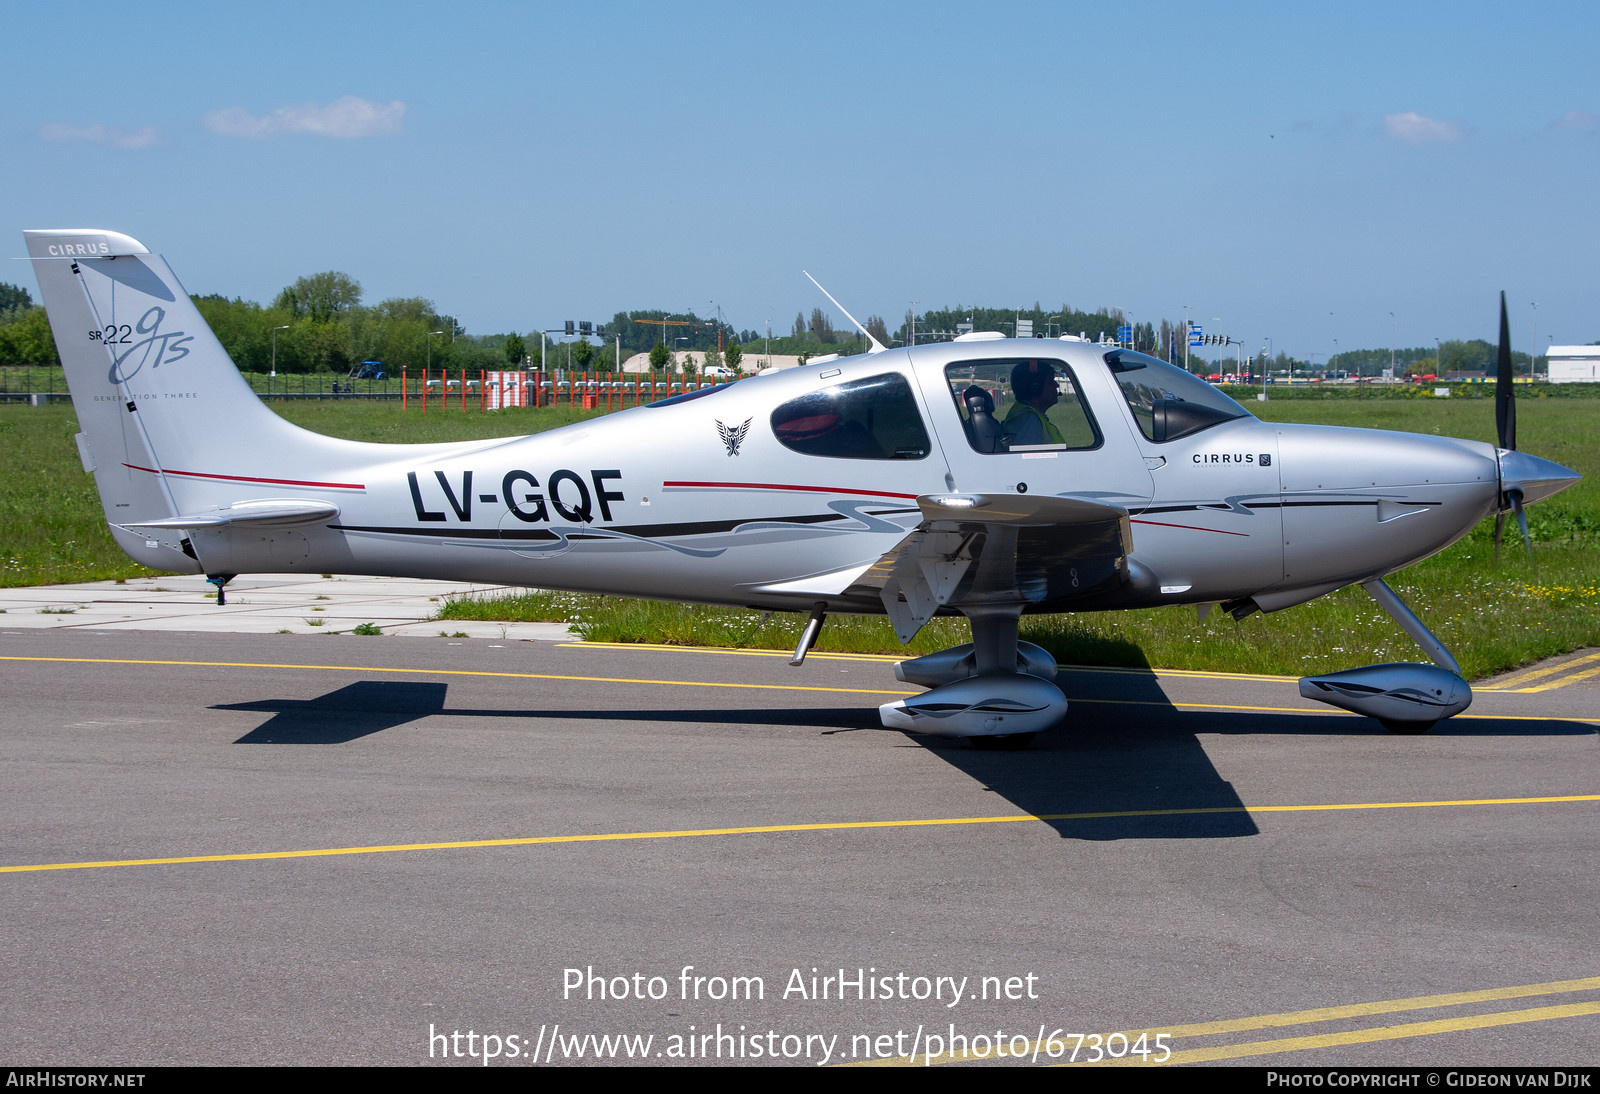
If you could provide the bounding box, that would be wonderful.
[717,417,752,457]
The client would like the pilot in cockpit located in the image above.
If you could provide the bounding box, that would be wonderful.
[1002,360,1064,446]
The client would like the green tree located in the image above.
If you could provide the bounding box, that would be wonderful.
[375,297,439,324]
[649,341,670,370]
[725,339,743,372]
[504,332,526,365]
[0,307,59,365]
[808,307,836,343]
[571,339,595,369]
[792,311,806,337]
[274,272,362,322]
[865,315,890,346]
[0,283,33,312]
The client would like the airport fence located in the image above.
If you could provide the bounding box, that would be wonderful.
[0,365,737,413]
[397,368,737,413]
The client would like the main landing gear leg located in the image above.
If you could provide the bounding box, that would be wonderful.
[879,604,1066,748]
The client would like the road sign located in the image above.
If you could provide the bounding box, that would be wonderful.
[1189,323,1204,347]
[1016,319,1033,338]
[1117,324,1132,343]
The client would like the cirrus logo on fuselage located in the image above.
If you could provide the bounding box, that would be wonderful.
[1193,452,1271,467]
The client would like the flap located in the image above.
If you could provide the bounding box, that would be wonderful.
[847,493,1133,643]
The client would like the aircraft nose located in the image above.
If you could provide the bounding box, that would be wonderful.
[1498,449,1582,507]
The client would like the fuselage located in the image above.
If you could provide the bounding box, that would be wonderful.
[174,339,1501,617]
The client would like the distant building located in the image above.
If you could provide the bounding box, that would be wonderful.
[1547,346,1600,383]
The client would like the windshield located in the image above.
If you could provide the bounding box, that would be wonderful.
[1104,350,1251,443]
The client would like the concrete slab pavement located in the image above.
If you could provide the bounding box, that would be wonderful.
[0,573,574,641]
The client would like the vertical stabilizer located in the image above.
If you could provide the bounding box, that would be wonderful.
[26,231,195,568]
[24,229,362,572]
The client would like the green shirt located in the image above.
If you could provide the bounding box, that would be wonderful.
[1003,401,1064,445]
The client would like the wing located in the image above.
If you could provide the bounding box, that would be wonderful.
[842,493,1133,642]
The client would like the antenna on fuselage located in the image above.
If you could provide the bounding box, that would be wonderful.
[802,270,888,354]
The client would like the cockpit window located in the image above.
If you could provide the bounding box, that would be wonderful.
[1104,350,1251,443]
[942,358,1101,454]
[770,372,930,460]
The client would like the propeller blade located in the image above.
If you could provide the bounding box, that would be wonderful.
[1514,494,1534,566]
[1495,290,1516,451]
[1493,509,1507,566]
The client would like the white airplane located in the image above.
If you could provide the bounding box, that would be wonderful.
[25,229,1581,745]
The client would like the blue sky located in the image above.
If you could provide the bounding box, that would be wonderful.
[5,1,1596,361]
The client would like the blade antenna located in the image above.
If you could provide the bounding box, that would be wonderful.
[802,271,888,353]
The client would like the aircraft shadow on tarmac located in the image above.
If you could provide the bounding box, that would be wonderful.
[219,681,451,744]
[213,671,1592,842]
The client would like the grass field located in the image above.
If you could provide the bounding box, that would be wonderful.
[4,389,1596,679]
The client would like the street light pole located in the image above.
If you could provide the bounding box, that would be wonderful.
[1531,302,1538,381]
[1389,311,1396,381]
[270,324,289,377]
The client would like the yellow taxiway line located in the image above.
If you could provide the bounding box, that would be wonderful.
[0,655,916,698]
[1,654,1593,725]
[572,640,1600,693]
[2,795,1594,876]
[565,641,1299,683]
[1483,651,1600,693]
[854,974,1600,1066]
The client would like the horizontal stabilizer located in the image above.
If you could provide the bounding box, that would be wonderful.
[120,499,340,530]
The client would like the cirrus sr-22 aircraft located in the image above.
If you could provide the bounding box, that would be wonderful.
[25,229,1581,746]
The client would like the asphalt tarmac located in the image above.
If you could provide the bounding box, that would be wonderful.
[0,625,1595,1067]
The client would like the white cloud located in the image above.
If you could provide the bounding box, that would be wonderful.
[38,123,161,150]
[1382,112,1463,144]
[1552,110,1599,132]
[202,96,405,139]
